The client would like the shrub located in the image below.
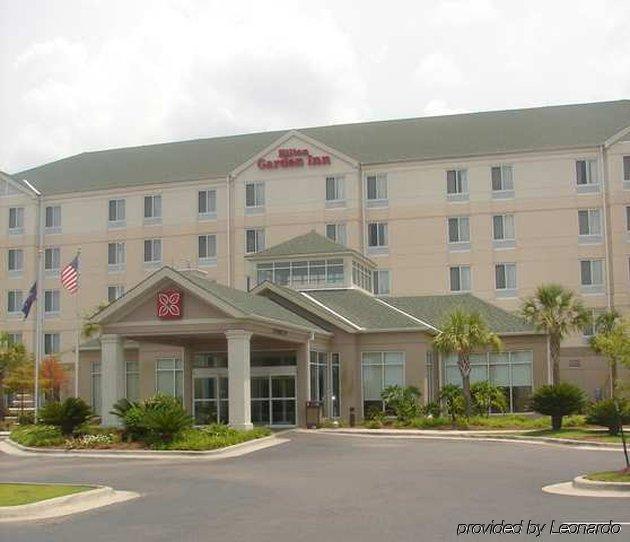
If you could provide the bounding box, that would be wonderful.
[73,423,121,437]
[530,383,587,430]
[65,433,119,449]
[39,397,92,435]
[166,425,271,451]
[380,385,422,422]
[17,412,34,425]
[11,425,64,447]
[409,416,450,429]
[470,381,508,415]
[363,419,383,429]
[421,401,442,418]
[439,384,466,426]
[586,399,630,435]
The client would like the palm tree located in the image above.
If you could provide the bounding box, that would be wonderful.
[520,284,590,386]
[589,310,630,398]
[433,310,503,415]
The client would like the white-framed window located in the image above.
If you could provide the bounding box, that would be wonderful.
[625,206,630,232]
[245,228,265,254]
[624,156,630,188]
[44,247,60,276]
[257,259,345,288]
[365,173,388,206]
[449,265,471,292]
[108,198,126,227]
[446,169,468,200]
[326,223,347,246]
[44,333,60,355]
[8,207,24,234]
[447,216,470,248]
[7,248,23,276]
[362,351,404,415]
[155,358,183,400]
[198,189,217,219]
[491,165,514,198]
[91,362,101,415]
[44,205,61,232]
[107,242,125,272]
[107,285,125,303]
[143,195,162,223]
[44,289,60,315]
[492,214,516,248]
[367,222,388,252]
[325,176,345,206]
[7,332,23,345]
[352,260,373,291]
[143,239,162,266]
[245,182,265,211]
[373,269,391,295]
[7,290,23,315]
[198,234,217,266]
[578,209,602,242]
[495,263,517,296]
[582,308,605,339]
[576,159,599,190]
[126,361,140,402]
[580,259,604,293]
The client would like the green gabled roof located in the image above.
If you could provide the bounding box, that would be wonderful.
[246,230,369,262]
[14,100,630,195]
[382,293,535,334]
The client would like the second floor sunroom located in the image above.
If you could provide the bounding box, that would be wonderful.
[245,231,377,293]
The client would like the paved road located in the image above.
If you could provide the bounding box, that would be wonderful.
[1,432,628,541]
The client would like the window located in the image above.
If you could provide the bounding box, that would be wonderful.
[447,216,470,247]
[44,247,60,275]
[352,261,373,291]
[495,263,517,295]
[108,199,125,227]
[7,332,22,345]
[580,259,604,293]
[449,266,471,292]
[325,176,345,206]
[624,156,630,184]
[246,228,265,253]
[245,182,265,210]
[491,165,514,197]
[7,249,23,275]
[367,222,388,251]
[108,242,125,272]
[576,159,599,189]
[91,362,101,415]
[7,290,23,315]
[362,351,404,415]
[326,223,347,245]
[143,195,162,223]
[582,308,605,339]
[373,269,391,295]
[198,189,217,218]
[44,333,60,355]
[366,173,388,206]
[446,169,468,200]
[126,361,140,402]
[195,376,230,425]
[257,258,344,288]
[578,209,602,241]
[45,205,61,232]
[198,234,217,266]
[8,207,24,234]
[44,290,60,315]
[155,358,183,400]
[492,214,515,247]
[107,285,125,303]
[307,352,338,420]
[251,374,297,426]
[143,239,162,265]
[626,206,630,232]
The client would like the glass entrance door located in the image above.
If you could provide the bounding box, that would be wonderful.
[251,375,296,426]
[193,376,229,425]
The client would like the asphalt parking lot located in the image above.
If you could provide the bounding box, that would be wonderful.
[1,432,628,541]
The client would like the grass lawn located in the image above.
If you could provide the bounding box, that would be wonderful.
[585,470,630,482]
[0,483,93,506]
[527,428,624,443]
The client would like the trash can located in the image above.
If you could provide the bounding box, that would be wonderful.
[305,401,322,429]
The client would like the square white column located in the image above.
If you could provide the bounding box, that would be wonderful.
[100,334,125,427]
[225,330,253,430]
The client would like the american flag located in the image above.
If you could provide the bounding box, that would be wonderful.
[61,254,80,294]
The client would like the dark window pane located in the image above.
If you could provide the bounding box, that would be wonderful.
[491,167,502,191]
[576,160,586,185]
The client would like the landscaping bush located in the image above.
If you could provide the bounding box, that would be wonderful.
[11,425,64,447]
[380,385,422,423]
[470,381,508,415]
[73,423,121,437]
[65,433,119,449]
[165,424,271,451]
[586,399,630,435]
[439,384,466,426]
[39,397,92,435]
[409,416,451,429]
[530,383,587,430]
[421,401,442,418]
[17,412,34,425]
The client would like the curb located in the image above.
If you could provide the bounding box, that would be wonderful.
[0,483,139,522]
[573,475,630,492]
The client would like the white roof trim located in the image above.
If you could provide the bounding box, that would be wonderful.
[372,297,440,333]
[604,124,630,148]
[300,292,364,331]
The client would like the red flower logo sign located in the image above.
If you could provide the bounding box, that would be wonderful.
[157,289,183,319]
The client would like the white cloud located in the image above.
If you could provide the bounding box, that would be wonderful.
[414,52,464,87]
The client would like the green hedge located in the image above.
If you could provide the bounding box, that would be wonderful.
[164,424,271,451]
[11,425,64,447]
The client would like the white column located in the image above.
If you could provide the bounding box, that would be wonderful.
[225,330,253,430]
[100,334,125,427]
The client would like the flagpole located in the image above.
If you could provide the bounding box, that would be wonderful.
[34,192,44,422]
[74,248,81,397]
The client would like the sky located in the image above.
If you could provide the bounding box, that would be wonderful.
[1,0,629,173]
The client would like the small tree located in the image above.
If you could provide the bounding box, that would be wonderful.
[380,385,422,423]
[521,284,590,385]
[433,310,502,415]
[40,357,69,403]
[470,381,508,416]
[0,333,29,419]
[586,399,630,436]
[589,312,630,399]
[4,359,34,415]
[530,383,587,430]
[439,384,465,427]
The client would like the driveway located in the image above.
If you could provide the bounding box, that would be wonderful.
[1,432,628,541]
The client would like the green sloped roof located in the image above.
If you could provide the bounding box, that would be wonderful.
[14,100,630,195]
[382,293,535,334]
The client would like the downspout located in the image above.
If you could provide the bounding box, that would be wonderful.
[359,164,366,255]
[226,174,232,287]
[597,145,613,310]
